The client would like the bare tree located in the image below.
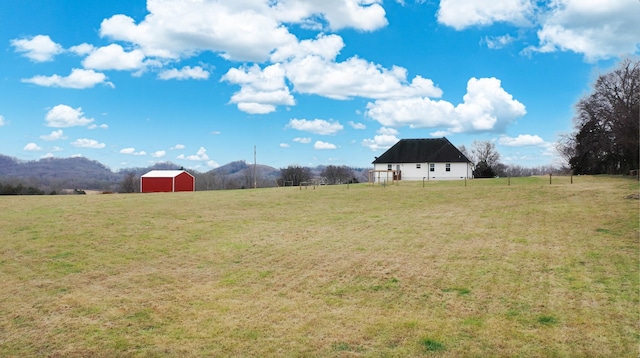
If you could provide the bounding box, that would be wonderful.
[241,167,253,189]
[278,165,312,186]
[470,140,501,178]
[556,133,577,169]
[570,59,640,174]
[194,171,217,191]
[470,140,501,167]
[119,172,137,193]
[320,165,355,184]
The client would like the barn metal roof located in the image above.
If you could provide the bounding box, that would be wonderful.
[141,170,192,178]
[372,138,471,164]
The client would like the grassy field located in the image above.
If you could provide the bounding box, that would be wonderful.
[0,176,638,357]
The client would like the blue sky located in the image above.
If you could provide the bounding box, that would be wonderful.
[1,0,638,171]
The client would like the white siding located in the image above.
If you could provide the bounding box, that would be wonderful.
[372,162,471,182]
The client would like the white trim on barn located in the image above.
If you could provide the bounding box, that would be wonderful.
[140,170,189,178]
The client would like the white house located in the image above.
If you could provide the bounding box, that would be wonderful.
[370,138,472,183]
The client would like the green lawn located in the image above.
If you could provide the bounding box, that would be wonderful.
[1,176,638,356]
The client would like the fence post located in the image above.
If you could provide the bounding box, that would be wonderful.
[549,173,552,185]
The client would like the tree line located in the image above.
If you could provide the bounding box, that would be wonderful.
[0,182,46,195]
[458,140,569,179]
[277,165,362,186]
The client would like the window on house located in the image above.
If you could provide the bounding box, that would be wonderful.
[446,163,451,172]
[429,163,434,172]
[416,164,421,169]
[387,164,392,170]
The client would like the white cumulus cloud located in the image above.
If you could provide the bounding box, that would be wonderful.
[22,68,113,89]
[287,119,344,135]
[362,127,400,151]
[498,134,545,146]
[437,0,639,61]
[40,130,66,141]
[120,148,146,156]
[274,0,388,32]
[453,77,526,132]
[224,33,443,113]
[45,105,95,128]
[293,137,312,144]
[158,66,210,80]
[529,0,640,62]
[366,77,525,134]
[72,139,106,149]
[178,146,210,161]
[0,115,5,126]
[270,34,344,63]
[151,151,166,158]
[99,2,296,62]
[69,43,96,56]
[24,143,43,151]
[283,55,442,100]
[223,63,295,114]
[83,44,146,71]
[11,35,63,62]
[314,141,337,150]
[98,0,388,62]
[437,0,533,30]
[484,34,517,49]
[362,134,399,151]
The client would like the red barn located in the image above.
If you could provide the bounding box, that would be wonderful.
[140,170,195,193]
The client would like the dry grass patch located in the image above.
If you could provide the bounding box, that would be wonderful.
[0,176,638,356]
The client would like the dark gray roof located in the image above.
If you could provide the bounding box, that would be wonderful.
[372,138,471,164]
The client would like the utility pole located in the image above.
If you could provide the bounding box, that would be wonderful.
[253,145,257,189]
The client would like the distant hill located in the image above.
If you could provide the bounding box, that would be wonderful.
[0,154,370,192]
[196,160,281,190]
[0,155,123,192]
[208,160,280,178]
[0,155,282,192]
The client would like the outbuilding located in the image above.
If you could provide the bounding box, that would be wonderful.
[140,170,195,193]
